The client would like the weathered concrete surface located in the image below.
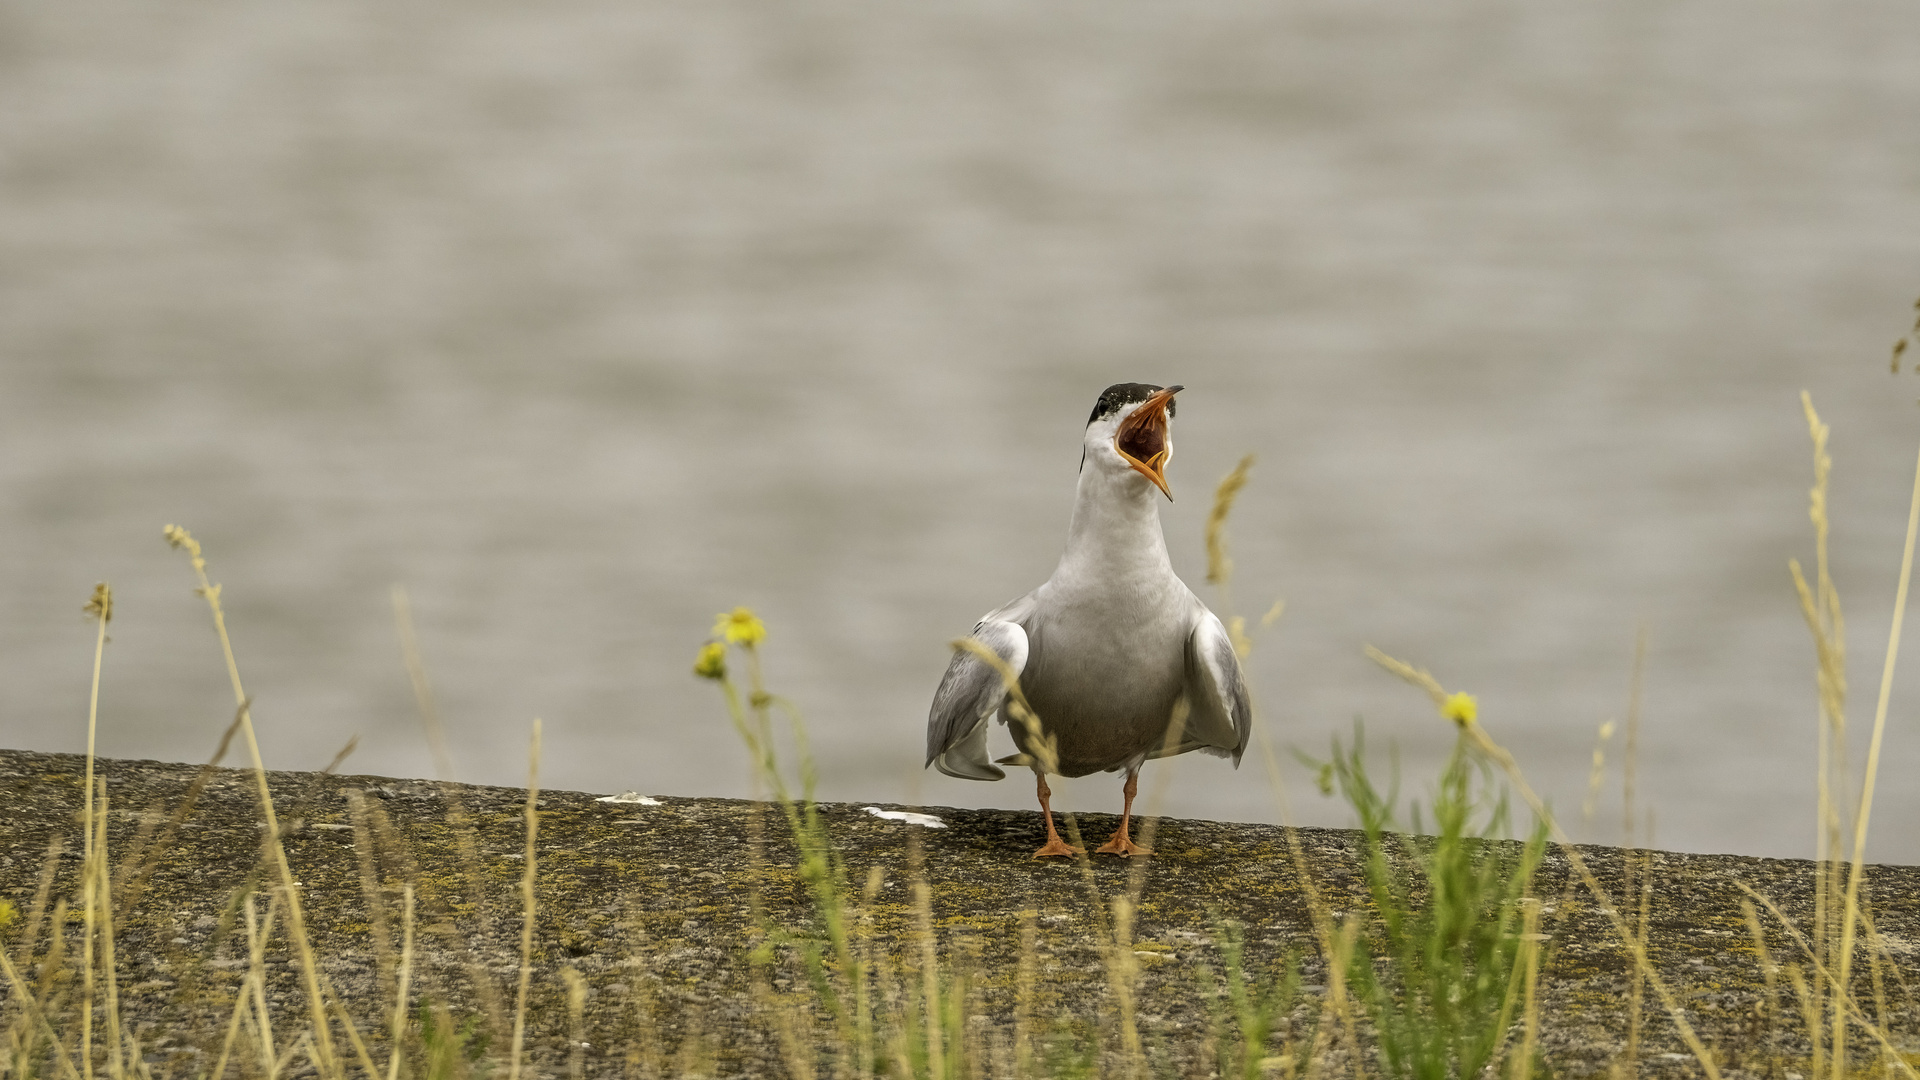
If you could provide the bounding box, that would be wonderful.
[1,748,1916,1078]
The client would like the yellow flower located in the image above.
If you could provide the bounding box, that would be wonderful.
[713,607,767,646]
[1441,691,1478,727]
[693,641,728,681]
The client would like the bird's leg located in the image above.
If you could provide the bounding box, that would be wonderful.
[1095,770,1152,857]
[1032,771,1079,858]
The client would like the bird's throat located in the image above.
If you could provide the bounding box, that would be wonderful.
[1056,464,1173,586]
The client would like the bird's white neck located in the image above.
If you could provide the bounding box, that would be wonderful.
[1051,463,1172,588]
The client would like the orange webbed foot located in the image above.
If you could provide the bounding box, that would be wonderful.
[1032,837,1081,858]
[1095,833,1152,858]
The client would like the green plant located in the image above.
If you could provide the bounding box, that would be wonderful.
[417,1004,492,1079]
[696,610,886,1078]
[1309,720,1547,1080]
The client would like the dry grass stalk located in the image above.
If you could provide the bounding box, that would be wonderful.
[0,947,80,1080]
[1509,898,1544,1080]
[391,585,454,780]
[1860,906,1894,1073]
[319,970,383,1080]
[507,718,543,1080]
[11,837,62,987]
[346,791,397,1000]
[111,706,244,920]
[244,892,280,1077]
[753,968,817,1080]
[1775,394,1920,1080]
[39,900,73,1048]
[360,795,509,1036]
[163,525,340,1075]
[957,934,988,1078]
[1015,908,1038,1080]
[1738,885,1918,1080]
[1742,898,1785,1079]
[1621,627,1645,847]
[617,903,663,1078]
[1323,916,1366,1080]
[80,583,110,1080]
[392,584,501,1017]
[1791,393,1849,1080]
[913,879,945,1080]
[319,736,359,776]
[1834,438,1920,1076]
[872,935,912,1079]
[1206,455,1364,1080]
[387,884,415,1080]
[207,937,251,1080]
[1104,894,1144,1078]
[562,966,588,1080]
[1206,457,1261,660]
[858,866,887,1080]
[80,820,96,1079]
[1580,719,1616,828]
[1247,664,1354,1080]
[1206,454,1255,588]
[1859,899,1916,1049]
[950,637,1061,778]
[1627,849,1649,1074]
[91,786,131,1080]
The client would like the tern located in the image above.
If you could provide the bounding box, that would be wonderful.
[925,383,1252,857]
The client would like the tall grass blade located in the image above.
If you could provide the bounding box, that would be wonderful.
[162,526,339,1075]
[507,719,543,1080]
[1834,439,1920,1074]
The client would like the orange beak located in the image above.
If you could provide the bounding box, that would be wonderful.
[1114,385,1182,500]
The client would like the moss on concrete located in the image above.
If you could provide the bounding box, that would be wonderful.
[1,748,1915,1078]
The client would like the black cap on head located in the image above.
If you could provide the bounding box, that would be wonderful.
[1087,382,1178,426]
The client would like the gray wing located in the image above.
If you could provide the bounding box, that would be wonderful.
[926,596,1034,781]
[1183,606,1254,765]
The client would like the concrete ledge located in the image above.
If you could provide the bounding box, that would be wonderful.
[1,748,1915,1077]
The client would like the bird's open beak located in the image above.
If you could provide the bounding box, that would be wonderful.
[1114,385,1182,501]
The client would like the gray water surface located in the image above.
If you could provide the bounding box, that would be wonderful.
[5,1,1920,862]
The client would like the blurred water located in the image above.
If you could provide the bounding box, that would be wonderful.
[4,0,1920,862]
